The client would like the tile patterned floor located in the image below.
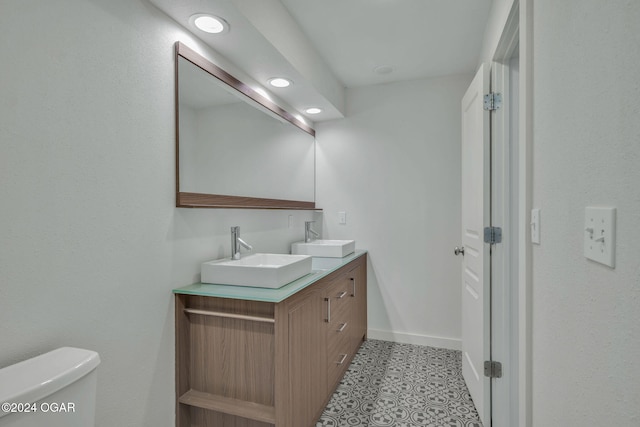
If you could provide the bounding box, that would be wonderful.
[316,340,483,427]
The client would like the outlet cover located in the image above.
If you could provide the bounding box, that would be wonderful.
[584,207,616,268]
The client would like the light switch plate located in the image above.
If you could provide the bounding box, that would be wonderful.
[531,208,540,244]
[584,207,616,268]
[338,211,347,225]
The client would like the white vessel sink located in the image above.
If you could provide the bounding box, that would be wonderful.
[291,239,356,258]
[201,253,312,288]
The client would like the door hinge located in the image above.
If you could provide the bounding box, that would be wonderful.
[484,226,502,244]
[484,361,503,378]
[483,93,502,111]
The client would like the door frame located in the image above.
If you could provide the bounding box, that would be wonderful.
[488,0,533,425]
[489,9,519,427]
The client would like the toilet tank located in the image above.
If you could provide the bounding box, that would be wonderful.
[0,347,100,427]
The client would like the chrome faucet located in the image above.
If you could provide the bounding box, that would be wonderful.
[305,221,320,243]
[231,226,253,260]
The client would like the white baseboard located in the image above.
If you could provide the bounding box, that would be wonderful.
[367,328,461,351]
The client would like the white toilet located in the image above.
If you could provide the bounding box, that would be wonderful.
[0,347,100,427]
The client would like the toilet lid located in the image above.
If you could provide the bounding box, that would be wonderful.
[0,347,100,415]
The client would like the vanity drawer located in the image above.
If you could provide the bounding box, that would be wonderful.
[327,332,351,388]
[327,308,350,347]
[324,276,352,316]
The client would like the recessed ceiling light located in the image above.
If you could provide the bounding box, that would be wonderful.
[268,77,292,88]
[374,65,393,75]
[190,14,229,34]
[305,107,322,115]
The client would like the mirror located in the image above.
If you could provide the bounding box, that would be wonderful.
[175,42,317,209]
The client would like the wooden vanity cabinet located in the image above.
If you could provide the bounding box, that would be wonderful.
[175,254,367,427]
[285,287,327,427]
[349,261,367,352]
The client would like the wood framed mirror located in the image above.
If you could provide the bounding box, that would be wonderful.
[175,42,317,209]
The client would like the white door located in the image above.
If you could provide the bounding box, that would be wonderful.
[460,63,491,425]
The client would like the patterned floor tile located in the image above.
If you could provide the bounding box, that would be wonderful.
[316,339,483,427]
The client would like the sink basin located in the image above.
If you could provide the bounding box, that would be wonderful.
[291,239,356,258]
[201,253,312,288]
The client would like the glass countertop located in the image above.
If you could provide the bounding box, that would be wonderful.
[173,250,367,303]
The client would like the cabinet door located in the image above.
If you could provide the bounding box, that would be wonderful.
[288,290,327,427]
[349,258,367,353]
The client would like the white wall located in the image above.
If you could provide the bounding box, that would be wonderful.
[0,1,316,426]
[316,75,470,349]
[531,1,640,425]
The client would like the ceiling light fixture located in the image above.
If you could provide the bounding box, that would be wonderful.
[268,77,292,88]
[374,65,393,75]
[190,14,229,34]
[305,107,322,115]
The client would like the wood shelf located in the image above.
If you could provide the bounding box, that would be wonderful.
[177,192,318,210]
[179,390,276,424]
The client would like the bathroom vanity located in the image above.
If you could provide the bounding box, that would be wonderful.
[173,251,367,427]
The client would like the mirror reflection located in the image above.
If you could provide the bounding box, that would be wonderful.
[176,43,316,209]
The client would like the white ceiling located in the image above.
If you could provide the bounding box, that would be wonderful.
[280,0,492,88]
[149,0,493,122]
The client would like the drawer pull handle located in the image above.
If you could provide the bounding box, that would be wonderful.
[183,308,275,324]
[337,322,348,332]
[338,291,347,299]
[351,277,356,297]
[325,297,331,323]
[336,354,348,365]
